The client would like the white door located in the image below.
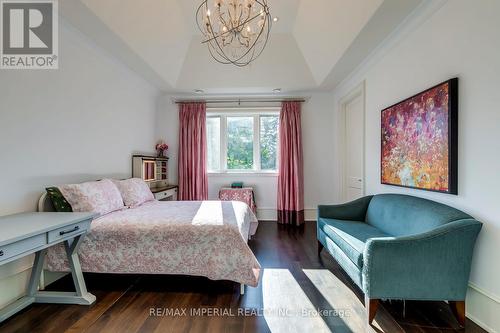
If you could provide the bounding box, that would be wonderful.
[342,90,364,202]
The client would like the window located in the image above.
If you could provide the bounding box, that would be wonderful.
[207,110,279,172]
[206,117,221,171]
[260,116,279,171]
[227,116,254,170]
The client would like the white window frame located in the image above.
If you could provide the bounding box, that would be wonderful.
[207,107,280,175]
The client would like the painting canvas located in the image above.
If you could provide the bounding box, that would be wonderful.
[381,78,458,194]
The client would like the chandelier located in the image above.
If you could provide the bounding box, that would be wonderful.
[196,0,272,67]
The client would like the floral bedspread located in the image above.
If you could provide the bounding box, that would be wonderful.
[46,200,261,286]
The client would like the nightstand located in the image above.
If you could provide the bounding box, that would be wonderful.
[151,185,178,201]
[219,187,257,214]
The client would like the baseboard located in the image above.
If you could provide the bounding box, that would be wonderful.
[41,271,68,289]
[467,312,497,333]
[466,284,500,332]
[469,282,500,304]
[256,208,277,221]
[256,208,317,221]
[304,209,317,221]
[0,265,32,309]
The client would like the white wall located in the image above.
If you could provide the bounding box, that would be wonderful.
[332,0,500,331]
[0,19,158,309]
[176,34,317,93]
[155,92,335,220]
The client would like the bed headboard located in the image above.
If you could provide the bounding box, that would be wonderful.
[38,192,55,212]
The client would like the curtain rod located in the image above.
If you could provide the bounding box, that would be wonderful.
[173,98,307,104]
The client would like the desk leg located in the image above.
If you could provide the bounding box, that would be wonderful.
[35,235,96,305]
[65,235,88,297]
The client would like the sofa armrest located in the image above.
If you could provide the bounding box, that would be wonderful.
[362,219,482,300]
[318,196,373,221]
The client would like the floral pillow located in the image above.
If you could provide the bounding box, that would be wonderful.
[112,178,155,207]
[59,179,124,215]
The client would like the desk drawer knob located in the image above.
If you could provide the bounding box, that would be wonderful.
[0,250,4,256]
[59,226,80,236]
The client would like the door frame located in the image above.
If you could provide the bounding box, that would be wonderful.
[337,81,366,202]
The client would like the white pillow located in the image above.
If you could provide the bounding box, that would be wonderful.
[112,178,155,207]
[59,179,124,215]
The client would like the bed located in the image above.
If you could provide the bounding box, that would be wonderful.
[39,194,261,290]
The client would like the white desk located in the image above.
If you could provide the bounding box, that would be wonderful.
[0,212,97,322]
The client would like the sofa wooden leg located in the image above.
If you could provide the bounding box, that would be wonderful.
[449,300,466,327]
[365,297,379,324]
[317,241,324,256]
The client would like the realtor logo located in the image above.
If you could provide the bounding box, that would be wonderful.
[1,0,58,69]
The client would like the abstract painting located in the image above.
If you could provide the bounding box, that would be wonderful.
[381,78,458,194]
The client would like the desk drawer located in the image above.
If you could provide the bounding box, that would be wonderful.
[154,188,177,201]
[0,234,46,263]
[48,220,90,244]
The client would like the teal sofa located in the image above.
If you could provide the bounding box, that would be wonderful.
[317,194,482,326]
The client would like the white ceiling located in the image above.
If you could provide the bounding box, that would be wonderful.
[178,0,301,35]
[61,0,424,93]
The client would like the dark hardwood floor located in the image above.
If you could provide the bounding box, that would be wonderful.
[0,221,486,333]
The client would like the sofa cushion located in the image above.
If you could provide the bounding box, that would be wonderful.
[365,194,471,237]
[319,218,389,268]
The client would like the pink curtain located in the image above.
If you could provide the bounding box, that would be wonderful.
[178,102,208,201]
[277,101,304,226]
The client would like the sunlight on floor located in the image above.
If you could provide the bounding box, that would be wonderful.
[262,269,331,333]
[303,269,383,333]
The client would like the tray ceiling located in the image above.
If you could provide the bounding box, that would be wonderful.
[61,0,423,93]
